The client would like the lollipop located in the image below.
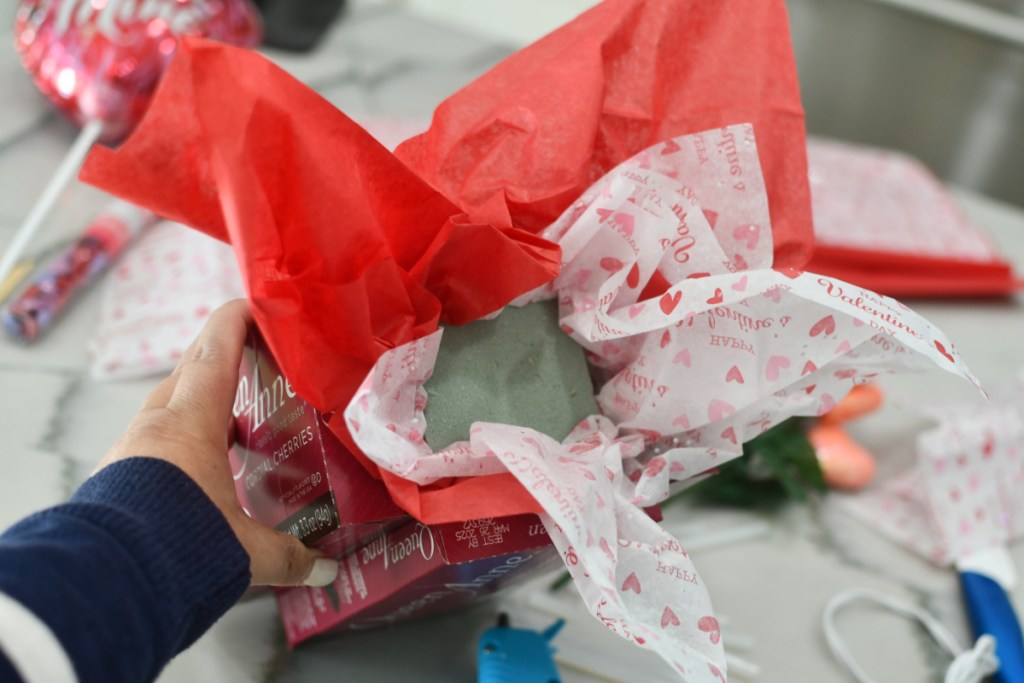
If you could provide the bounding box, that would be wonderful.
[0,0,261,286]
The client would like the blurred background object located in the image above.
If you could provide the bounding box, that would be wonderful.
[804,136,1021,297]
[254,0,347,51]
[0,0,261,320]
[786,0,1024,208]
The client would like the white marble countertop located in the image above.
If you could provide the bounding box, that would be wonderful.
[1,2,1022,681]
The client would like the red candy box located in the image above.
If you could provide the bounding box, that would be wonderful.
[277,515,559,645]
[230,325,408,553]
[231,325,558,644]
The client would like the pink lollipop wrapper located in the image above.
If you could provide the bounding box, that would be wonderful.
[15,0,261,143]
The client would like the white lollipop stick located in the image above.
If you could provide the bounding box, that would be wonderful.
[0,119,104,286]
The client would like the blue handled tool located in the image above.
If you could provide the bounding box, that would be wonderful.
[958,548,1024,683]
[911,411,1024,682]
[477,613,564,683]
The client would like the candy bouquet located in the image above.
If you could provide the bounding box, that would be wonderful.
[80,0,978,679]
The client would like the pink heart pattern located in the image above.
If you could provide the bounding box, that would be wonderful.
[707,399,735,422]
[934,339,956,363]
[660,291,682,314]
[720,427,737,444]
[810,315,836,337]
[817,393,837,416]
[626,263,641,288]
[90,222,245,380]
[613,212,636,236]
[600,257,624,273]
[698,616,721,644]
[645,457,667,477]
[621,572,642,594]
[732,224,759,250]
[766,355,790,381]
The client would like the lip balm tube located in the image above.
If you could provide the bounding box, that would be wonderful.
[2,200,157,343]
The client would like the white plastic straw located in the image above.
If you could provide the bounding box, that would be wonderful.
[527,587,762,680]
[0,119,104,286]
[669,520,772,553]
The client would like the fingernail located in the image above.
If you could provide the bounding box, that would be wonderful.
[303,558,339,587]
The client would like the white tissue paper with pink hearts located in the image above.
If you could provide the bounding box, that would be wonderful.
[89,221,245,380]
[343,124,978,680]
[839,378,1024,566]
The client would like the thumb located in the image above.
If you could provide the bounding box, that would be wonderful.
[238,520,339,587]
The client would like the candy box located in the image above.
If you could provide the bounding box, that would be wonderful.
[232,324,561,642]
[276,513,560,646]
[230,324,408,551]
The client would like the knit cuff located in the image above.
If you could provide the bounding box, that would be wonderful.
[71,457,251,650]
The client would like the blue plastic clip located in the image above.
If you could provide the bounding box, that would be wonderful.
[477,613,565,683]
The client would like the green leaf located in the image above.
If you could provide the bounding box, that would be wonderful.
[666,418,826,509]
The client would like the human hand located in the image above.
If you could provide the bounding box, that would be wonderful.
[96,299,338,588]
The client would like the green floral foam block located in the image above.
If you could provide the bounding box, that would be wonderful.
[423,300,598,451]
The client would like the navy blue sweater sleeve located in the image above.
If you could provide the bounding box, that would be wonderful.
[0,457,251,683]
[0,653,17,682]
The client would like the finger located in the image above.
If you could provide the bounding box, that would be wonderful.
[139,371,182,413]
[166,300,252,430]
[239,521,338,587]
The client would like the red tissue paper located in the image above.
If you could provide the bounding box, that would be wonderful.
[81,0,812,523]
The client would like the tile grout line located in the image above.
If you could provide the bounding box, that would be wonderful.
[35,372,85,499]
[0,362,84,377]
[258,623,292,683]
